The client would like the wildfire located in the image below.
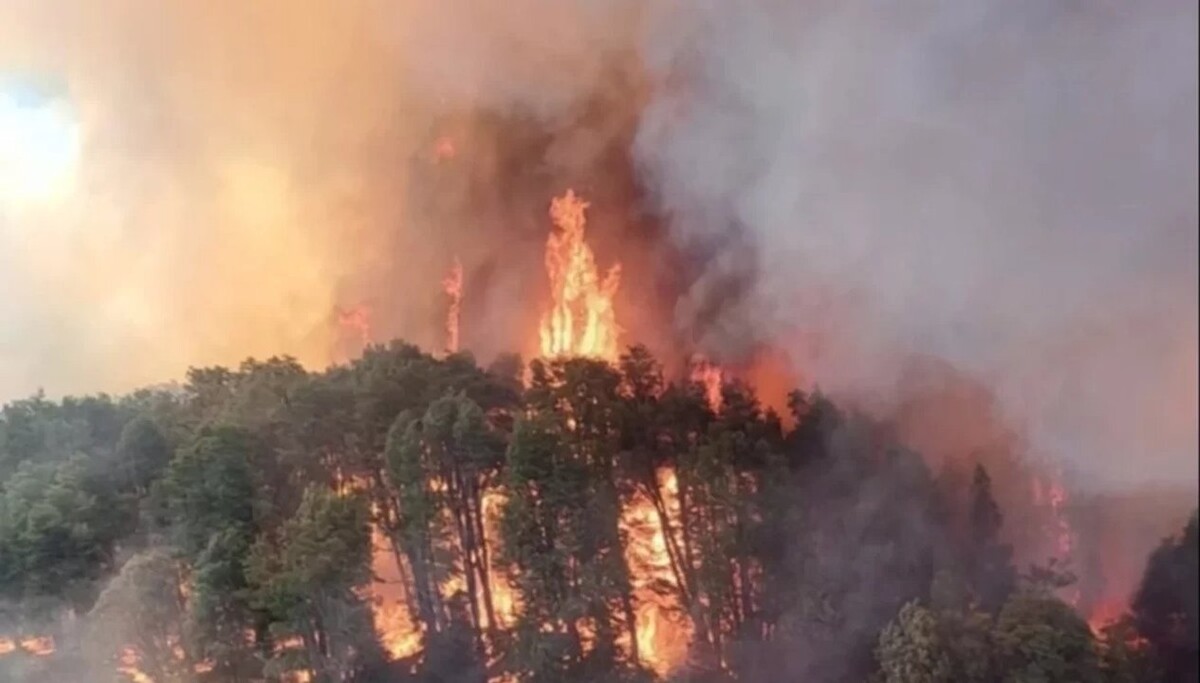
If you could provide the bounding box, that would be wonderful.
[369,522,423,661]
[1087,599,1127,635]
[690,357,724,412]
[622,468,690,676]
[117,648,155,683]
[366,488,518,664]
[1032,472,1075,561]
[538,190,622,361]
[1032,470,1081,607]
[11,636,54,656]
[443,258,464,354]
[481,489,519,632]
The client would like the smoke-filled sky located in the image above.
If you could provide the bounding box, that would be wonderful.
[0,0,1195,491]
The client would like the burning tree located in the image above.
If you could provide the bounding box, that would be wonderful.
[499,357,646,682]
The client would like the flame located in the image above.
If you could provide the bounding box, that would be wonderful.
[369,522,423,660]
[538,190,622,361]
[481,489,519,632]
[690,357,724,412]
[14,636,54,656]
[1032,472,1075,561]
[621,468,690,676]
[1047,477,1073,559]
[443,258,464,354]
[365,483,518,667]
[1032,471,1081,606]
[117,648,155,683]
[1087,599,1127,635]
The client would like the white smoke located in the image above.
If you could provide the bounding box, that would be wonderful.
[633,0,1199,491]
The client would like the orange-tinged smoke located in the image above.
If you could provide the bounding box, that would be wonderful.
[337,305,373,350]
[538,190,622,361]
[432,136,457,162]
[443,258,464,354]
[1087,599,1127,636]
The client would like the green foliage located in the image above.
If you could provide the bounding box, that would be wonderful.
[1095,617,1155,683]
[0,341,1180,683]
[0,394,131,481]
[875,582,996,683]
[248,486,379,682]
[876,588,1108,683]
[0,454,130,614]
[86,549,190,683]
[163,426,260,558]
[113,415,172,495]
[500,357,647,682]
[162,425,264,675]
[992,590,1103,683]
[875,601,954,683]
[1129,511,1198,683]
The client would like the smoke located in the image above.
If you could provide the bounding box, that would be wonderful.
[0,0,664,399]
[633,0,1199,491]
[1,0,1196,494]
[0,1,414,396]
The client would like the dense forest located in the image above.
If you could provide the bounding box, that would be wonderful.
[0,342,1195,683]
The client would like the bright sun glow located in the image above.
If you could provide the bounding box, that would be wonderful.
[0,92,80,204]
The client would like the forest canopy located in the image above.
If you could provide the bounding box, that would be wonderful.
[0,342,1195,683]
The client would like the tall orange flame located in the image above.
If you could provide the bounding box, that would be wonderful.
[538,190,622,361]
[443,257,464,354]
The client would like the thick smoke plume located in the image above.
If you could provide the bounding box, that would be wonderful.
[1,0,1195,498]
[635,0,1198,492]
